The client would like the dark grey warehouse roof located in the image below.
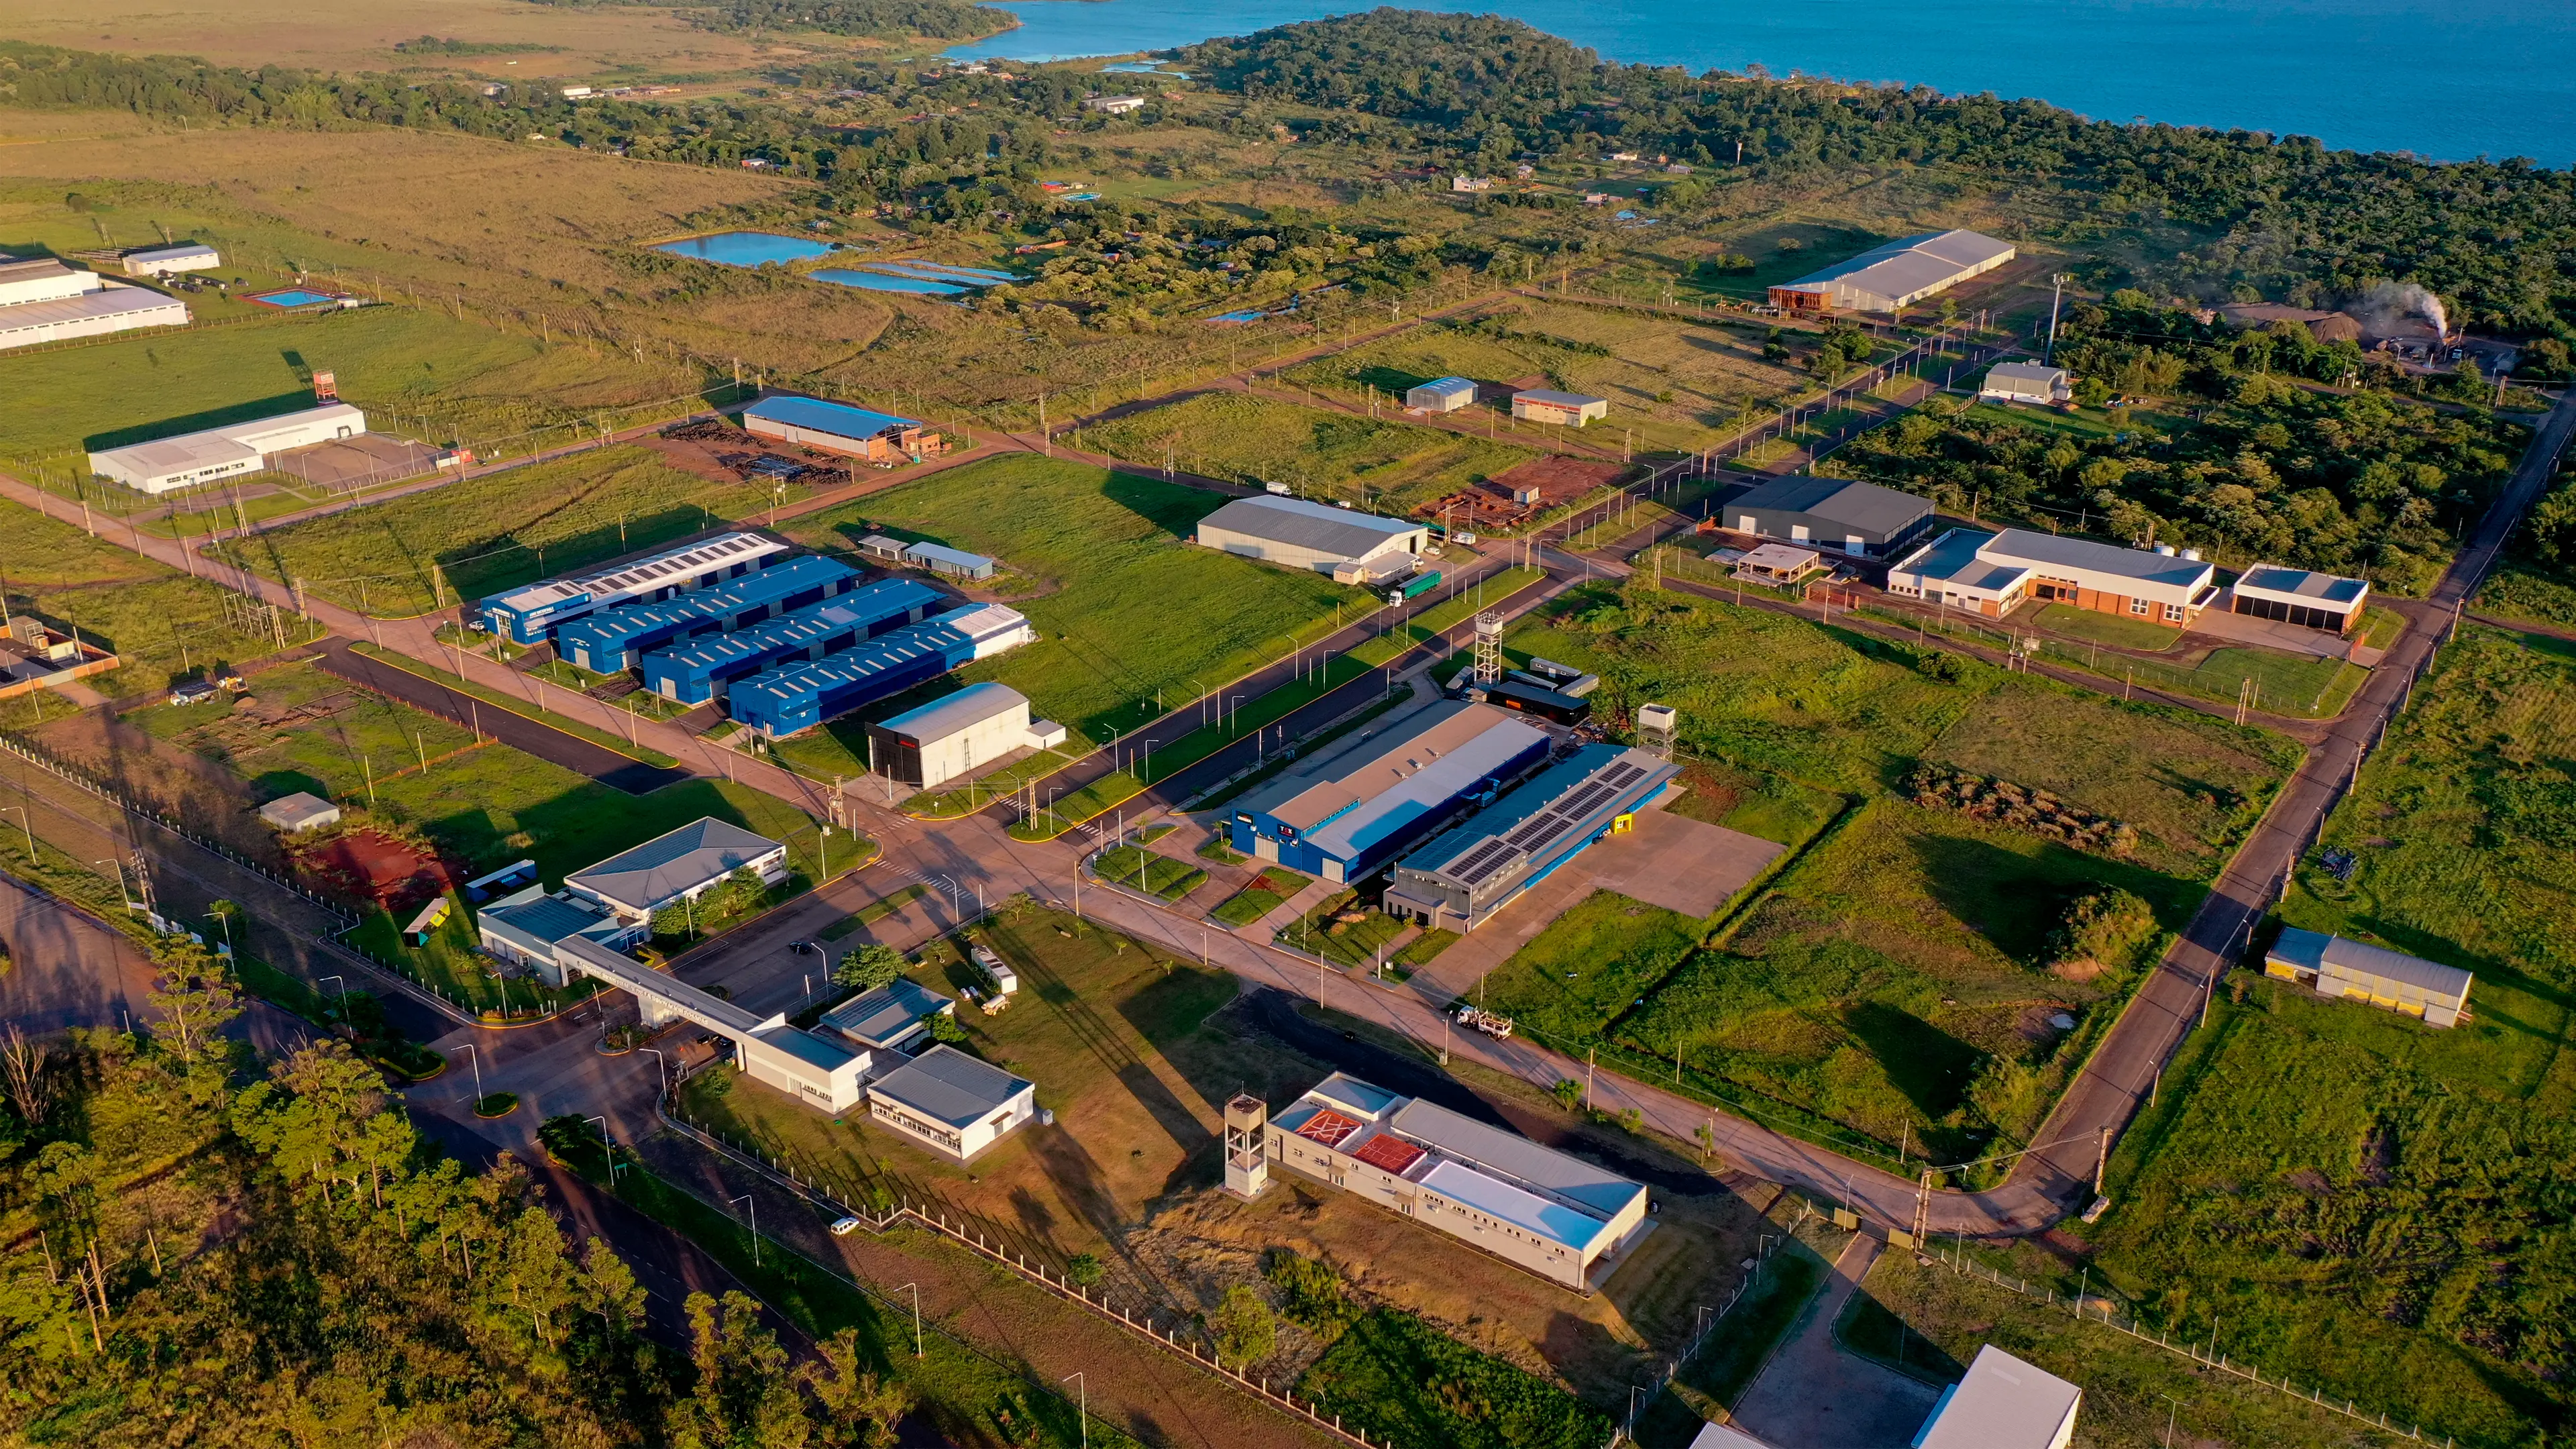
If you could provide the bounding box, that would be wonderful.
[1730,476,1933,535]
[867,1044,1032,1126]
[566,817,782,911]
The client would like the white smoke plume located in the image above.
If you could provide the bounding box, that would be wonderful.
[2352,281,2449,339]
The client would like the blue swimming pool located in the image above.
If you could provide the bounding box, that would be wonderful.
[248,288,337,308]
[655,231,836,268]
[810,269,971,297]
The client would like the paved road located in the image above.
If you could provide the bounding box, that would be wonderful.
[1730,1234,1940,1448]
[315,637,694,794]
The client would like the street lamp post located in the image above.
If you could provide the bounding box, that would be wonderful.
[463,1044,483,1102]
[94,859,133,911]
[639,1046,667,1098]
[1,805,33,861]
[896,1282,922,1357]
[729,1193,759,1266]
[587,1115,618,1180]
[1061,1372,1087,1449]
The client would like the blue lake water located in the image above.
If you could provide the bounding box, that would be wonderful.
[812,268,973,296]
[655,231,836,266]
[949,0,2576,165]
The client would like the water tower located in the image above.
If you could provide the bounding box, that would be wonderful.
[1636,702,1678,755]
[1222,1094,1270,1199]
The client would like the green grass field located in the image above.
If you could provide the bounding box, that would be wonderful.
[1091,843,1208,902]
[2031,600,2185,651]
[1210,868,1308,927]
[2076,623,2576,1446]
[0,301,700,470]
[140,657,845,887]
[784,454,1366,744]
[1297,1307,1614,1449]
[1076,392,1539,517]
[217,443,802,616]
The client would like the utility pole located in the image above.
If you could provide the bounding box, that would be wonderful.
[2045,273,2072,366]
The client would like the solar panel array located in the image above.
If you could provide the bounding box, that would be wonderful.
[1445,757,1656,890]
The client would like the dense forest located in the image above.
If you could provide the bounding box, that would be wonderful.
[0,937,910,1446]
[1828,295,2523,587]
[694,0,1016,42]
[1180,11,2576,339]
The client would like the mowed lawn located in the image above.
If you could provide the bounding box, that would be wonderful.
[219,445,798,616]
[784,453,1366,743]
[0,300,692,463]
[1077,392,1537,517]
[0,497,302,718]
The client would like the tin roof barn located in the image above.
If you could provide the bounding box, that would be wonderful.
[0,255,189,351]
[640,577,944,704]
[1405,376,1478,413]
[902,540,996,580]
[742,394,944,463]
[122,243,221,277]
[478,532,790,643]
[727,603,1034,739]
[1387,744,1678,931]
[1980,361,2072,405]
[554,554,860,673]
[1510,389,1609,427]
[257,792,341,834]
[867,1044,1038,1163]
[1768,229,2015,314]
[2229,564,2369,635]
[2265,927,2472,1027]
[565,817,788,922]
[1230,700,1550,884]
[1723,475,1935,558]
[866,682,1058,790]
[1916,1346,2082,1449]
[1194,494,1428,583]
[89,404,368,496]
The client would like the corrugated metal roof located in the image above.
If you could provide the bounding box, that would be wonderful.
[1730,476,1931,536]
[1984,362,2068,387]
[0,284,186,335]
[1915,1345,2082,1449]
[1421,1158,1617,1253]
[2236,566,2367,606]
[820,978,951,1046]
[1982,529,2213,590]
[868,1044,1032,1126]
[1197,494,1423,561]
[877,681,1028,742]
[744,394,921,439]
[1252,702,1532,832]
[2271,926,2473,999]
[1780,229,2015,306]
[1515,389,1608,407]
[902,540,995,570]
[566,816,782,911]
[483,892,612,947]
[1402,745,1674,893]
[1389,1097,1644,1218]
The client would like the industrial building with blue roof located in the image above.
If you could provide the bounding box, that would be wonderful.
[742,394,943,464]
[478,531,788,643]
[1227,700,1550,885]
[641,576,945,704]
[555,554,861,673]
[1385,744,1678,931]
[727,602,1036,739]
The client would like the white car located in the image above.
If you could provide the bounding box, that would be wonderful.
[830,1216,863,1236]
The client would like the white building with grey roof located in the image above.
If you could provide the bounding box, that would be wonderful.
[2229,564,2369,635]
[1722,475,1935,559]
[1980,361,2073,405]
[0,254,189,351]
[564,817,787,923]
[863,681,1063,790]
[866,1044,1038,1163]
[1255,1071,1650,1290]
[89,403,369,495]
[819,977,954,1055]
[1194,494,1428,583]
[1916,1345,2082,1449]
[1769,229,2016,315]
[1888,527,2219,625]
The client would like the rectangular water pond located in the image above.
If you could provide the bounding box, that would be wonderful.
[248,288,340,308]
[655,231,836,268]
[810,268,971,297]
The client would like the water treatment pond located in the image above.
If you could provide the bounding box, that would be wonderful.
[655,231,835,267]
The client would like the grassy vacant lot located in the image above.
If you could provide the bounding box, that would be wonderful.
[1285,300,1825,455]
[0,497,303,715]
[2478,558,2576,628]
[1476,580,2294,1162]
[1091,841,1208,902]
[0,300,694,471]
[1211,868,1308,927]
[219,444,800,616]
[785,454,1364,745]
[2072,624,2576,1446]
[133,656,836,885]
[1077,392,1538,517]
[1298,1308,1613,1449]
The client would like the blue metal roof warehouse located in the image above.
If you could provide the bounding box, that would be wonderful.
[554,554,860,673]
[641,577,945,704]
[1227,701,1550,884]
[1385,745,1678,931]
[728,603,1033,738]
[477,532,788,644]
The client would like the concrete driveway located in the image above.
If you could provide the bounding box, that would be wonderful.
[1731,1235,1942,1448]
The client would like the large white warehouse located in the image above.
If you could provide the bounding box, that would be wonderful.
[863,682,1064,791]
[1194,494,1428,583]
[89,404,368,494]
[0,255,189,351]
